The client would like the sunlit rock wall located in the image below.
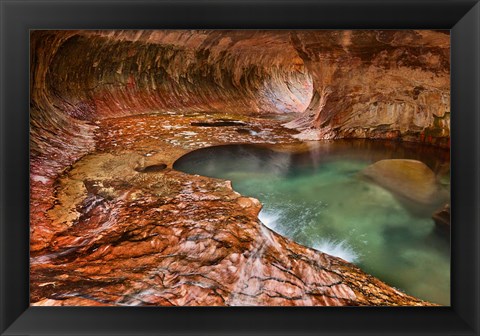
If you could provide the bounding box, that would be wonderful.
[30,30,316,180]
[31,30,450,158]
[30,30,313,249]
[30,32,98,248]
[287,30,450,146]
[43,30,313,120]
[30,29,450,249]
[29,30,449,306]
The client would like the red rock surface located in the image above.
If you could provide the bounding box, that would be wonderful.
[285,31,450,146]
[30,113,431,306]
[29,30,448,306]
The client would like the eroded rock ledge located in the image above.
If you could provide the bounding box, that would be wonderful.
[29,30,448,306]
[31,112,431,306]
[285,31,450,145]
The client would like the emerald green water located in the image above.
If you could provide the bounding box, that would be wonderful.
[173,140,451,305]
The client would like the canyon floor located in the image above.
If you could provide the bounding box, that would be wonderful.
[30,111,434,306]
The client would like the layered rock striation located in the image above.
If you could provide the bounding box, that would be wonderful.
[30,113,430,306]
[285,31,450,146]
[29,30,449,306]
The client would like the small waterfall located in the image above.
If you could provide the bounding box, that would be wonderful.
[174,142,451,305]
[258,209,281,230]
[312,238,360,263]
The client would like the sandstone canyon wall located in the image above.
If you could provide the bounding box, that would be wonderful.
[29,30,449,306]
[285,30,450,146]
[31,30,450,180]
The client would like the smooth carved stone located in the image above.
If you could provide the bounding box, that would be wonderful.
[286,30,450,147]
[361,159,445,204]
[29,114,433,307]
[28,30,449,306]
[30,30,449,156]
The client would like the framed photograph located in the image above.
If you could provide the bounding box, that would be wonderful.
[1,0,479,335]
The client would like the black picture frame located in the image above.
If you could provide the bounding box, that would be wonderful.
[1,0,479,335]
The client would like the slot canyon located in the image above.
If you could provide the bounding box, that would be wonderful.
[30,30,450,306]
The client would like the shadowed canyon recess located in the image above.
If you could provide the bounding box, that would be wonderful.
[30,30,450,306]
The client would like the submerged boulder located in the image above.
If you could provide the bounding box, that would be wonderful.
[361,159,446,204]
[432,203,451,236]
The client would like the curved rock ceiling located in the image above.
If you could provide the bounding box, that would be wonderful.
[31,30,449,177]
[29,30,449,306]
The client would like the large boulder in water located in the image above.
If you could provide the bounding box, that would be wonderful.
[361,159,445,204]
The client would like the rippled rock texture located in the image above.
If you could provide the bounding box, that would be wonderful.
[285,31,450,145]
[30,30,448,306]
[31,113,429,306]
